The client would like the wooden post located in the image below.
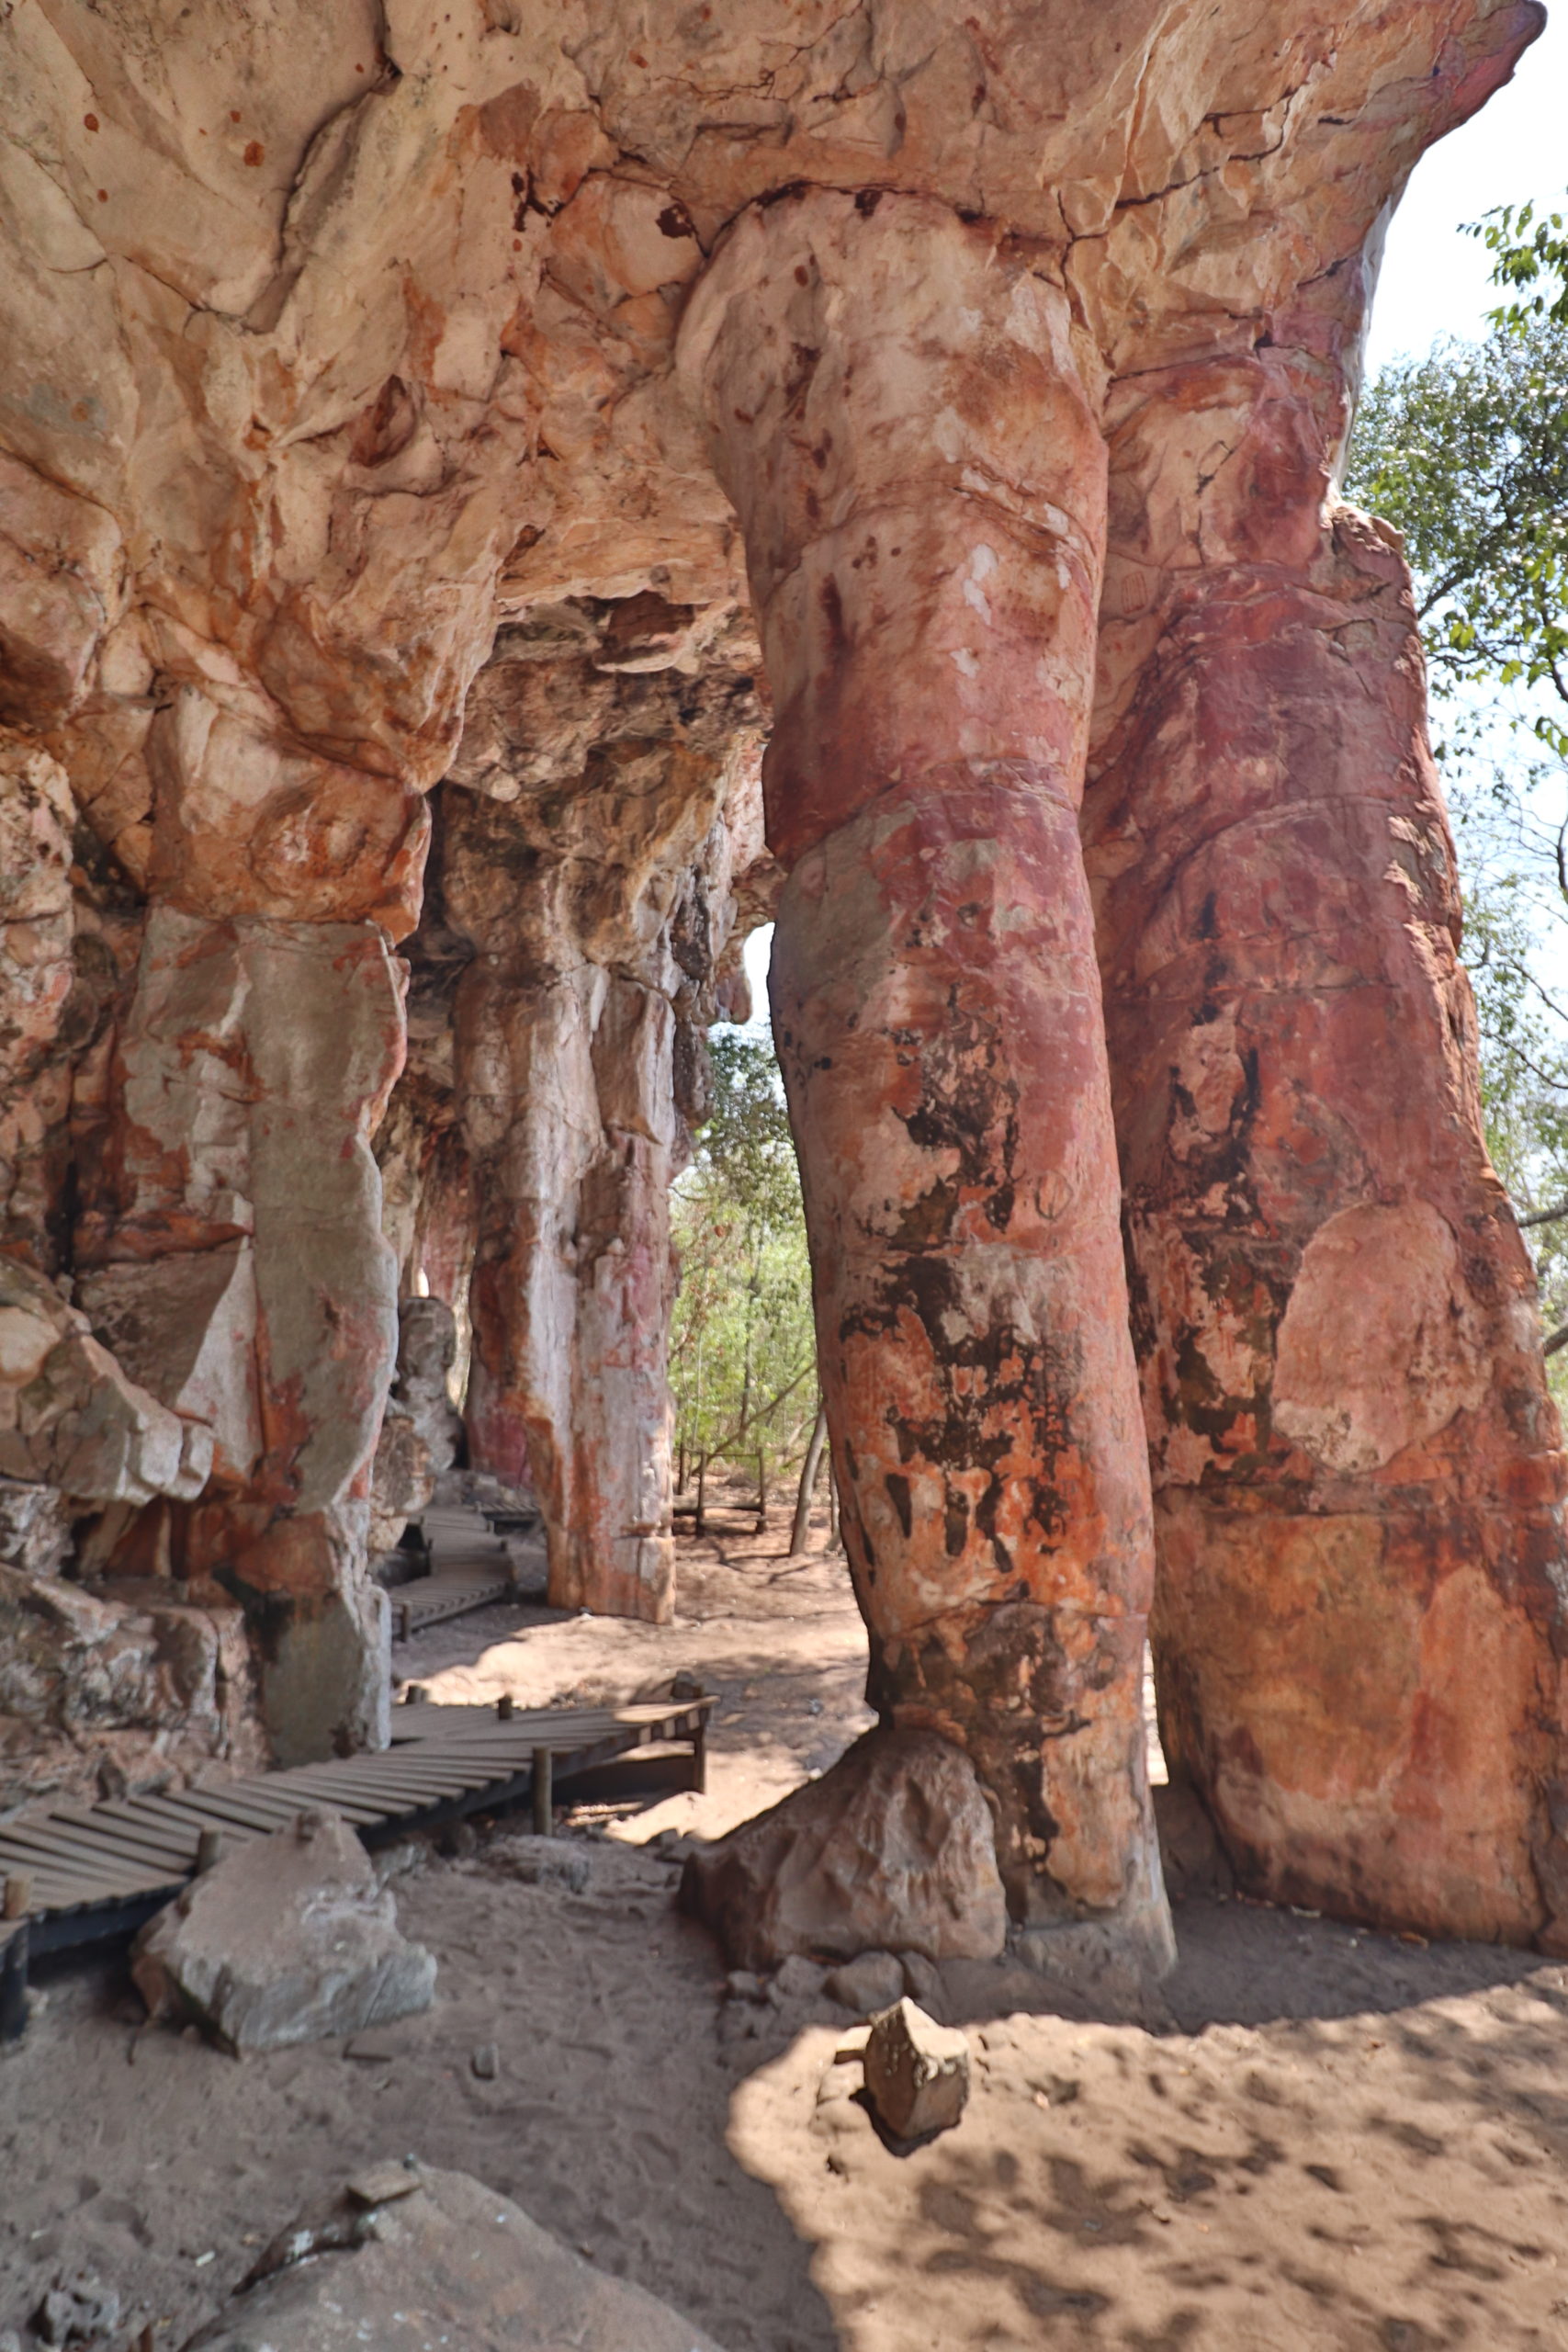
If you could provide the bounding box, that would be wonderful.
[195,1828,224,1875]
[532,1747,553,1836]
[2,1873,32,1921]
[0,1920,28,2046]
[689,1712,707,1796]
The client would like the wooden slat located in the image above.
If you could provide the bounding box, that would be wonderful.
[0,1821,153,1891]
[135,1787,307,1836]
[48,1804,201,1870]
[234,1782,389,1827]
[20,1818,185,1886]
[88,1804,212,1865]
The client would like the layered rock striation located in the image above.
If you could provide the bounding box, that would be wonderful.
[0,0,1562,1958]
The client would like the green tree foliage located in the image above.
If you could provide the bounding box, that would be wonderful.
[1344,316,1568,760]
[1472,197,1568,334]
[1344,226,1568,1346]
[670,1028,819,1511]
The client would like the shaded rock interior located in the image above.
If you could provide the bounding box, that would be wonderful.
[0,0,1564,1970]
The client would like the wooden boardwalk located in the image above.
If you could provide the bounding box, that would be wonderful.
[388,1501,545,1640]
[0,1693,711,1983]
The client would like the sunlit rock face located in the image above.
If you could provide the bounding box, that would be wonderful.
[0,0,1564,1956]
[1083,305,1568,1944]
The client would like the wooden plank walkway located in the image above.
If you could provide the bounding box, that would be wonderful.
[0,1693,712,1973]
[388,1501,545,1640]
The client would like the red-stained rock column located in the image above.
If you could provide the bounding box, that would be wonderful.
[680,190,1172,1966]
[73,688,427,1762]
[1086,311,1568,1948]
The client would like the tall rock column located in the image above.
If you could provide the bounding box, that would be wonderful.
[680,190,1171,1965]
[441,632,766,1623]
[73,685,426,1762]
[1086,299,1568,1947]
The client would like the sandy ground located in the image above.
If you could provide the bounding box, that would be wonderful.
[4,1510,1568,2351]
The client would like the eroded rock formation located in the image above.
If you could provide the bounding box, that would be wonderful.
[440,613,765,1619]
[0,0,1563,1962]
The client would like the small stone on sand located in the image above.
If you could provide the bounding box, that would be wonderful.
[863,1998,971,2140]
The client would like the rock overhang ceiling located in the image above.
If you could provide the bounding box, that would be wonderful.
[0,0,1542,825]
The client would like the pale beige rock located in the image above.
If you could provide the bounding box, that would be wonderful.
[863,1997,972,2139]
[824,1951,905,2014]
[680,1726,1009,1972]
[132,1807,435,2052]
[0,1257,212,1508]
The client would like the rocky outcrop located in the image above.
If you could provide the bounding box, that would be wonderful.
[0,0,1562,1956]
[680,190,1173,1962]
[0,1563,262,1814]
[681,1725,1009,1971]
[367,1296,463,1557]
[132,1805,436,2052]
[179,2164,728,2352]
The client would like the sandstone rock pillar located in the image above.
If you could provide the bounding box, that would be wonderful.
[74,688,426,1762]
[457,951,679,1623]
[680,191,1172,1966]
[1086,314,1568,1947]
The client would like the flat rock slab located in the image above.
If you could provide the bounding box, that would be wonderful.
[680,1724,1007,1971]
[178,2164,728,2352]
[132,1806,435,2053]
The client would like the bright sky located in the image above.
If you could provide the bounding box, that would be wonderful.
[1365,5,1568,371]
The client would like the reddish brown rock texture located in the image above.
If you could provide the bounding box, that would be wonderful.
[1085,277,1568,1947]
[681,193,1171,1963]
[0,0,1564,1960]
[442,637,765,1621]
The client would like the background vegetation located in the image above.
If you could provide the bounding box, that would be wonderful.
[669,1030,823,1527]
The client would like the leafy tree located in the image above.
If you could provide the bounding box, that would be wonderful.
[1344,316,1568,761]
[669,1029,821,1524]
[1471,197,1568,333]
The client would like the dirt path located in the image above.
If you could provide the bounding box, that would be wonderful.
[4,1519,1567,2350]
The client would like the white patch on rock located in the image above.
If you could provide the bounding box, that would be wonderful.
[1273,1201,1493,1474]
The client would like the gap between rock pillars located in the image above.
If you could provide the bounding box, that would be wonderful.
[678,186,1176,1980]
[1086,301,1568,1950]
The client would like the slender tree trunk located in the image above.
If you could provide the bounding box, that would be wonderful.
[757,1446,767,1531]
[738,1219,761,1442]
[791,1396,829,1555]
[695,1450,706,1539]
